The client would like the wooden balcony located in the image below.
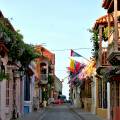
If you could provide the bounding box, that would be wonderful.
[40,74,48,84]
[107,45,120,65]
[96,48,109,75]
[107,23,120,65]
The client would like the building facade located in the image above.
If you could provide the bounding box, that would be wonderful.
[34,45,55,107]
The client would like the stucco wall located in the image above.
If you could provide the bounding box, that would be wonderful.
[96,108,107,120]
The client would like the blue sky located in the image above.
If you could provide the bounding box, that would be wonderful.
[0,0,106,98]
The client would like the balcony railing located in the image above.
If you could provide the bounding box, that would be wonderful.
[107,23,120,65]
[96,47,109,69]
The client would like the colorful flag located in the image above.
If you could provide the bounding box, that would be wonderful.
[66,59,75,73]
[70,59,75,69]
[67,67,75,73]
[74,60,81,73]
[71,49,82,57]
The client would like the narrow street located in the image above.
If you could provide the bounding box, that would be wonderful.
[40,104,82,120]
[20,104,104,120]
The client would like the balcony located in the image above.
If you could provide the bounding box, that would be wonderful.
[96,48,109,75]
[107,41,120,65]
[107,22,120,65]
[40,74,48,84]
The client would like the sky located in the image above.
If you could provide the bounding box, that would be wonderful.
[0,0,106,99]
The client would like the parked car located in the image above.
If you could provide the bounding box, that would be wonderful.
[53,99,64,104]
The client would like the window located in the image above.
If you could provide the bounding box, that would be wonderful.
[116,81,119,106]
[24,75,30,101]
[98,78,107,108]
[103,80,107,108]
[98,79,102,108]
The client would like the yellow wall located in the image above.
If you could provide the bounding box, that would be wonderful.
[83,98,92,112]
[96,77,107,119]
[96,108,107,119]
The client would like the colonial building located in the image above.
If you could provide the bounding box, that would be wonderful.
[34,45,55,107]
[93,15,110,119]
[79,60,96,112]
[0,11,22,120]
[102,0,120,120]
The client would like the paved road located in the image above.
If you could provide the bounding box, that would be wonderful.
[40,104,82,120]
[20,104,104,120]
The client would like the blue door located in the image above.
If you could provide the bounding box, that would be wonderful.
[24,106,29,113]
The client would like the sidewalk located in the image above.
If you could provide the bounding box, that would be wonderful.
[18,108,45,120]
[69,106,105,120]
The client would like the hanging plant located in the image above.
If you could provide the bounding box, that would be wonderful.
[89,28,99,59]
[102,27,108,41]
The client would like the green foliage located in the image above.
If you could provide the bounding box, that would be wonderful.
[0,19,23,43]
[42,90,48,101]
[0,72,9,81]
[19,44,41,67]
[102,27,108,41]
[89,28,99,59]
[0,19,41,67]
[48,75,54,85]
[9,39,24,61]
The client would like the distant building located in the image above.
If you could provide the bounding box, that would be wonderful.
[54,76,62,99]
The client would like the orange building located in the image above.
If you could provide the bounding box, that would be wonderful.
[34,45,55,107]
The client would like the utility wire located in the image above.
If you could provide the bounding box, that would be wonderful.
[51,47,92,51]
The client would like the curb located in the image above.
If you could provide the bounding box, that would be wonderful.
[18,108,46,120]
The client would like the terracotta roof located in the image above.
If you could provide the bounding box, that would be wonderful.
[102,0,114,10]
[35,45,55,64]
[94,14,114,29]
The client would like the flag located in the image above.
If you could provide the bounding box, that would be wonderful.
[71,49,82,57]
[70,59,75,69]
[74,60,81,73]
[66,59,75,73]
